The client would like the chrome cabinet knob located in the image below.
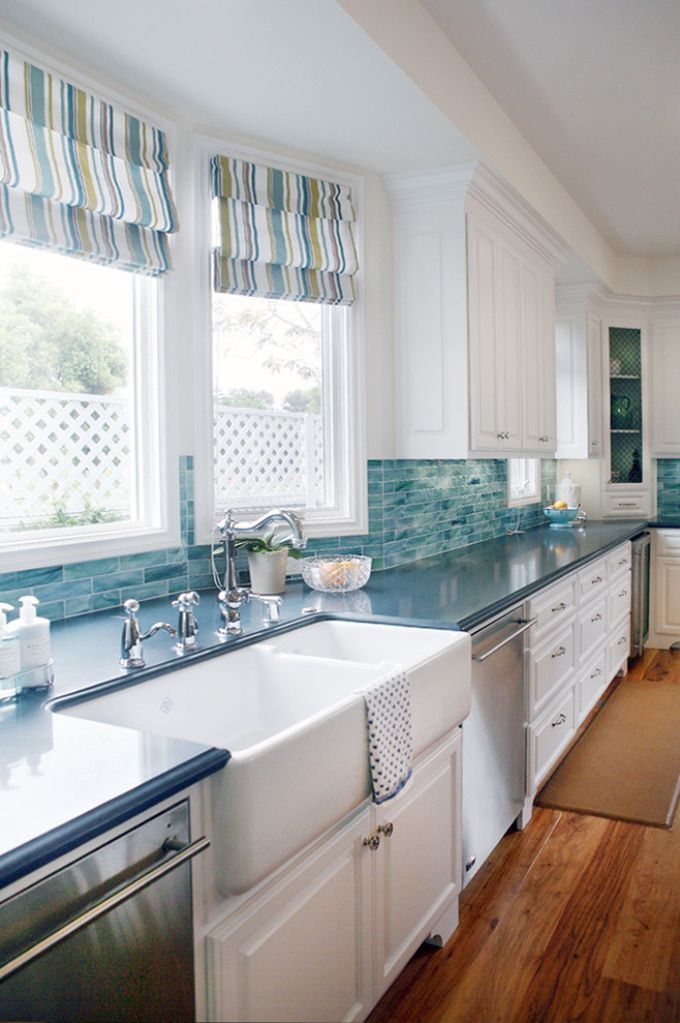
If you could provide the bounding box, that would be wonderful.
[377,822,394,838]
[363,833,380,851]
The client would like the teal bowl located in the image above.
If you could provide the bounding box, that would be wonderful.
[544,506,579,528]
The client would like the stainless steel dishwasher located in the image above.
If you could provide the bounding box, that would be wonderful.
[0,800,209,1023]
[462,606,534,887]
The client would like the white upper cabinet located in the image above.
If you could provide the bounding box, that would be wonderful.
[554,285,604,460]
[388,164,567,459]
[650,317,680,456]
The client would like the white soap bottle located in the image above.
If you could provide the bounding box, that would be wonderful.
[0,603,21,678]
[14,595,52,670]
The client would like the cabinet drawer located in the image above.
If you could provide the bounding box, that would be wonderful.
[608,575,632,626]
[529,686,576,791]
[577,595,607,662]
[656,530,680,557]
[608,620,630,678]
[577,557,607,600]
[528,623,576,720]
[578,651,607,722]
[606,543,632,578]
[527,578,577,645]
[603,492,650,517]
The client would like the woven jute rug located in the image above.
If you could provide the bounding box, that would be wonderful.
[536,680,680,828]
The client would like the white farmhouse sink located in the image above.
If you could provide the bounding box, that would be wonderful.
[60,620,471,894]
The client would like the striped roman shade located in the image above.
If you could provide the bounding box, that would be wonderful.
[0,48,178,275]
[211,155,358,305]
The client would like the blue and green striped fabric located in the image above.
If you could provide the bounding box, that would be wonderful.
[0,48,177,275]
[211,155,358,305]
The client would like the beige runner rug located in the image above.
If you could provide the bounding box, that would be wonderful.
[536,680,680,828]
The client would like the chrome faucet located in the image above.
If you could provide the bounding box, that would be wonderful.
[172,591,200,653]
[120,599,176,669]
[216,509,306,635]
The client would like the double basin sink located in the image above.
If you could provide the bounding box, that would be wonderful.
[57,619,471,894]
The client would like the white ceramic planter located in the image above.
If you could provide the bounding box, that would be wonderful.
[247,549,289,594]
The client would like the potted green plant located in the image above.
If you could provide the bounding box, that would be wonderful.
[235,533,303,595]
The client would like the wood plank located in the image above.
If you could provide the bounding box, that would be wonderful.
[430,813,610,1023]
[570,978,677,1023]
[639,648,680,684]
[508,819,642,1023]
[602,812,680,994]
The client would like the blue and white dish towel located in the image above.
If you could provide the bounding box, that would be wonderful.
[361,667,413,803]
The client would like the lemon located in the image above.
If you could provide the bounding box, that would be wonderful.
[553,500,568,510]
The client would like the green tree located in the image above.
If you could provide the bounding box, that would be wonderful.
[217,387,275,410]
[0,261,127,394]
[213,298,321,385]
[282,386,321,414]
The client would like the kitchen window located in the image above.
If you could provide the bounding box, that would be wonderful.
[203,150,366,538]
[0,42,178,569]
[0,242,166,562]
[508,458,542,507]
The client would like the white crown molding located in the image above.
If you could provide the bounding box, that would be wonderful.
[386,160,570,270]
[465,163,570,271]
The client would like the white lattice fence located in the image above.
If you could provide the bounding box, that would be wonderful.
[215,406,324,509]
[0,387,131,527]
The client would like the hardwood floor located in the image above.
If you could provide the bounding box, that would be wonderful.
[368,650,680,1023]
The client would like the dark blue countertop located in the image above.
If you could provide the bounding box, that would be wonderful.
[0,518,649,889]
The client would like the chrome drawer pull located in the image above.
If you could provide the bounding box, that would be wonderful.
[590,613,603,623]
[591,576,603,584]
[551,713,567,728]
[590,668,602,679]
[551,602,568,614]
[551,646,567,659]
[618,590,628,598]
[618,636,627,646]
[618,558,628,566]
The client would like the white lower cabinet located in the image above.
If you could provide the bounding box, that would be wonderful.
[373,735,461,998]
[206,731,461,1023]
[526,542,632,798]
[528,684,577,791]
[578,650,608,720]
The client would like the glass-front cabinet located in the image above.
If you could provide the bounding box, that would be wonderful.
[603,321,652,517]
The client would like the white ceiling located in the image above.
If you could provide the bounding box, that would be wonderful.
[0,0,477,175]
[421,0,680,258]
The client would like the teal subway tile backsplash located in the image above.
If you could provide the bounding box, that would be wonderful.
[0,456,556,621]
[657,460,680,517]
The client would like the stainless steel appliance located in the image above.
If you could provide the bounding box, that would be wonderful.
[631,531,651,657]
[0,801,209,1023]
[462,606,534,887]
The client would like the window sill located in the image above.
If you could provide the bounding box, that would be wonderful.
[0,524,181,574]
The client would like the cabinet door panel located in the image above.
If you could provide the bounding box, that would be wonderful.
[496,241,523,449]
[374,735,460,996]
[654,558,680,634]
[207,811,372,1023]
[522,263,556,452]
[651,321,680,455]
[468,217,503,451]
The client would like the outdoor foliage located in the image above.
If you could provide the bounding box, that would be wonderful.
[0,261,127,394]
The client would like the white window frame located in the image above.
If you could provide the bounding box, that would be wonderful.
[192,137,367,544]
[0,33,179,572]
[508,458,542,507]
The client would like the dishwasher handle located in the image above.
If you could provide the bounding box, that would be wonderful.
[0,835,210,983]
[472,618,536,662]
